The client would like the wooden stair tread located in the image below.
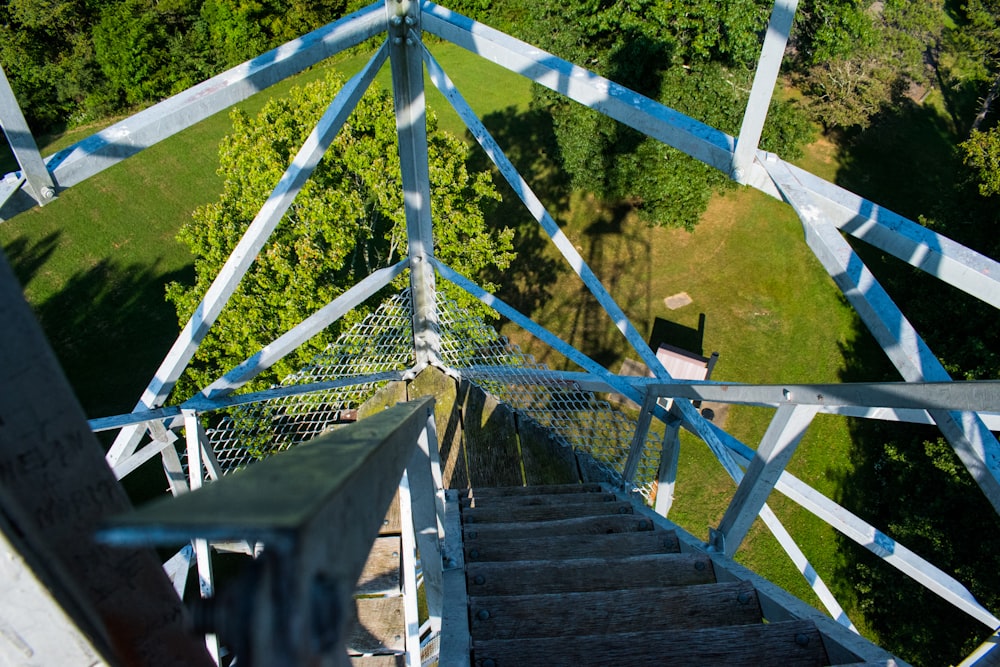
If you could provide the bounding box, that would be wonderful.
[357,536,401,595]
[461,491,616,508]
[349,656,403,666]
[463,483,603,498]
[465,552,716,595]
[462,499,634,524]
[472,619,830,667]
[469,580,761,640]
[463,513,659,539]
[349,596,404,655]
[464,529,680,562]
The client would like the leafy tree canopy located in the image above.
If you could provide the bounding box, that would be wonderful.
[165,73,514,399]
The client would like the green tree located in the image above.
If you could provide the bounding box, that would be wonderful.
[961,127,1000,196]
[165,73,514,399]
[795,0,944,130]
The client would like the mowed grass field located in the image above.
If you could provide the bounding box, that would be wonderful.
[1,41,882,629]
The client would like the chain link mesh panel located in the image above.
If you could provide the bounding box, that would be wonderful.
[185,289,660,497]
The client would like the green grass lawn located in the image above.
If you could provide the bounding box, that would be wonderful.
[2,37,886,641]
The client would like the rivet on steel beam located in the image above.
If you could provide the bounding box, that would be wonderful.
[469,549,480,560]
[737,591,753,605]
[473,575,485,585]
[467,530,478,539]
[391,15,403,26]
[393,37,403,45]
[383,519,389,526]
[476,609,490,621]
[40,186,55,200]
[795,633,810,647]
[392,552,399,558]
[404,15,415,25]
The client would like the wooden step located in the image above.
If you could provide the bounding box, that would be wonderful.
[462,499,634,524]
[463,483,603,498]
[357,536,401,595]
[465,553,716,596]
[350,657,403,666]
[349,596,404,655]
[469,580,762,640]
[461,491,616,508]
[464,530,680,563]
[463,513,658,540]
[472,619,829,667]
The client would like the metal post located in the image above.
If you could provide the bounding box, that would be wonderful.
[397,470,422,667]
[711,404,818,556]
[654,403,684,517]
[621,388,658,485]
[184,409,221,664]
[405,404,444,633]
[0,66,55,205]
[731,0,799,183]
[388,0,441,370]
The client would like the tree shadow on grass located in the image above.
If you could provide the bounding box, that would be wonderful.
[824,101,1000,666]
[4,235,194,420]
[470,105,568,324]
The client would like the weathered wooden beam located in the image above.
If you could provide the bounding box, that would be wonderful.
[0,251,212,665]
[462,499,632,524]
[468,580,760,640]
[462,514,656,540]
[464,553,715,596]
[463,531,679,563]
[471,620,828,667]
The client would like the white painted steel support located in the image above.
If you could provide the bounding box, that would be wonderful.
[422,3,1000,309]
[782,160,1000,310]
[654,403,683,517]
[397,470,423,667]
[424,47,696,378]
[1,4,386,219]
[106,45,389,469]
[712,421,1000,628]
[732,0,798,183]
[421,3,753,187]
[389,0,441,370]
[711,404,819,556]
[200,259,409,399]
[0,66,55,206]
[621,388,659,485]
[766,159,1000,515]
[163,544,196,599]
[439,490,471,665]
[184,409,220,663]
[406,406,444,633]
[757,503,856,630]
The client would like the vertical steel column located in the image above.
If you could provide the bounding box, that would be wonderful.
[710,403,819,556]
[397,470,423,667]
[406,404,444,633]
[388,0,440,369]
[654,402,684,517]
[731,0,799,183]
[621,388,659,485]
[0,66,55,205]
[183,409,221,664]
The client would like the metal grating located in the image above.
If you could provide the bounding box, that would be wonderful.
[192,289,661,496]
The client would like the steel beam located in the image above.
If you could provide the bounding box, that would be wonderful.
[1,4,386,220]
[420,2,758,188]
[389,0,441,369]
[767,158,1000,516]
[0,66,56,206]
[711,404,819,556]
[424,48,672,373]
[200,258,409,399]
[781,159,1000,310]
[653,402,683,517]
[712,422,1000,628]
[106,45,388,468]
[732,0,798,184]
